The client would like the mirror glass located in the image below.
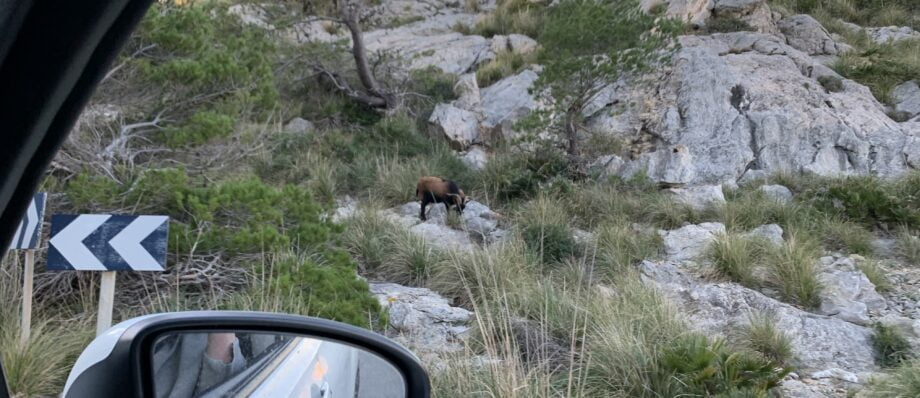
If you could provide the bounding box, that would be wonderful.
[151,331,406,398]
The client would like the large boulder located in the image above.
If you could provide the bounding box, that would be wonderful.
[892,81,920,120]
[490,34,539,55]
[640,260,879,376]
[370,283,472,358]
[659,222,726,261]
[759,184,793,203]
[460,146,489,170]
[666,184,726,210]
[866,26,920,44]
[428,103,482,149]
[284,117,315,134]
[607,32,915,185]
[778,15,851,56]
[479,69,541,144]
[817,256,887,325]
[641,0,778,33]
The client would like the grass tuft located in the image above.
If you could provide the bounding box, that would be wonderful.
[766,235,823,309]
[872,323,914,368]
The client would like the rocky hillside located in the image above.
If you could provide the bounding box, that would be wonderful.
[2,0,920,396]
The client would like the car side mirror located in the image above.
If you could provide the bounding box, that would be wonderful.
[62,311,430,398]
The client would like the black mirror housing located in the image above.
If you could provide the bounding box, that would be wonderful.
[63,311,430,398]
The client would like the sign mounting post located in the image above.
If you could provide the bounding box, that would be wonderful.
[8,193,47,347]
[47,214,169,335]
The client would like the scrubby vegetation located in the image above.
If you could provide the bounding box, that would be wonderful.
[6,0,920,396]
[872,323,914,368]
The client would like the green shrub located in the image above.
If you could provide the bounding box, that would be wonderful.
[594,221,661,273]
[162,110,234,147]
[872,323,914,368]
[866,360,920,398]
[473,0,546,38]
[658,335,790,396]
[521,223,577,265]
[766,235,823,308]
[740,312,794,366]
[517,196,577,265]
[135,3,279,134]
[477,149,568,204]
[834,39,920,103]
[896,227,920,265]
[230,252,382,328]
[818,75,845,93]
[803,174,920,228]
[476,50,537,87]
[708,233,764,287]
[822,218,875,256]
[380,229,445,286]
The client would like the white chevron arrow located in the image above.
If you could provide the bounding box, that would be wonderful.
[109,216,168,271]
[49,214,111,270]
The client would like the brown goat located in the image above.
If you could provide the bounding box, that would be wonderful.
[416,176,469,221]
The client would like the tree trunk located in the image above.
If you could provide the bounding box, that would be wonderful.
[340,5,394,109]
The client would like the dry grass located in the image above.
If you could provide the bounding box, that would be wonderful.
[766,235,823,309]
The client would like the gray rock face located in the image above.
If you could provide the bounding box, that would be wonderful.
[284,117,315,134]
[429,103,481,149]
[640,260,878,375]
[892,81,920,120]
[453,73,483,114]
[641,0,777,33]
[331,196,358,224]
[490,34,539,55]
[611,32,915,185]
[460,146,489,170]
[666,185,726,210]
[866,26,920,44]
[387,200,504,249]
[747,223,784,246]
[759,184,793,203]
[659,222,726,261]
[370,283,471,355]
[228,4,274,30]
[778,15,851,56]
[817,256,887,326]
[479,69,541,144]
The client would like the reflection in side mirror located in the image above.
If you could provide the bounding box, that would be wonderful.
[151,331,406,398]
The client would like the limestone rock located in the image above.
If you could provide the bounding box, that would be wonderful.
[892,81,920,120]
[866,26,920,44]
[614,32,914,184]
[817,256,887,325]
[284,117,315,134]
[370,283,472,355]
[778,15,851,56]
[228,4,274,30]
[490,34,539,55]
[621,145,696,186]
[589,154,626,179]
[760,184,793,203]
[460,146,489,170]
[659,222,726,261]
[411,222,476,250]
[641,0,778,33]
[453,73,483,114]
[747,223,784,246]
[479,69,541,144]
[331,196,358,224]
[429,103,481,149]
[666,185,726,210]
[640,260,878,374]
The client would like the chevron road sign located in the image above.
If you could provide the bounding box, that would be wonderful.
[47,214,169,271]
[10,192,46,250]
